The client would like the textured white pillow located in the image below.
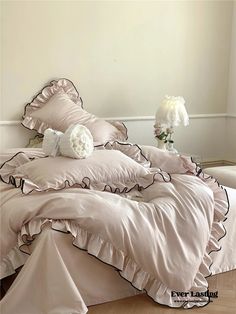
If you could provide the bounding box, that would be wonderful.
[42,129,64,157]
[42,124,94,159]
[59,124,94,159]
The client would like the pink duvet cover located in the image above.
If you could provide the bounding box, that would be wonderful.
[0,145,229,312]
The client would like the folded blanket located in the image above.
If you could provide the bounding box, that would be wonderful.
[59,124,94,159]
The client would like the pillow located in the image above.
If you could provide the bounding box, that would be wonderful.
[59,124,94,159]
[140,145,195,174]
[0,148,45,167]
[22,78,128,144]
[95,141,150,168]
[0,150,169,194]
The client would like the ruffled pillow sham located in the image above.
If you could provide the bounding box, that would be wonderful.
[140,145,195,174]
[22,78,128,144]
[0,150,169,194]
[95,141,150,168]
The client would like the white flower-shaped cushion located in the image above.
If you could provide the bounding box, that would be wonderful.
[60,124,94,159]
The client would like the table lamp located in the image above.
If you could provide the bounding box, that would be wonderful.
[154,96,189,153]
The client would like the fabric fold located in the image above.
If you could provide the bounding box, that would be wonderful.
[0,247,28,279]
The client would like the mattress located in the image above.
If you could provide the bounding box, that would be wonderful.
[204,166,236,189]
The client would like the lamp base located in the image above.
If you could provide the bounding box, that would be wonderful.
[156,139,166,150]
[167,142,178,154]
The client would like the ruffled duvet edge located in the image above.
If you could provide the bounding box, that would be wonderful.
[15,160,229,309]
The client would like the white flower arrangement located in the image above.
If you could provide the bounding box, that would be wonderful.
[153,123,174,145]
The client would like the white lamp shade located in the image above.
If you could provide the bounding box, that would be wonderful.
[155,96,189,127]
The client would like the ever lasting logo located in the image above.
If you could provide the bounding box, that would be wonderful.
[171,289,219,303]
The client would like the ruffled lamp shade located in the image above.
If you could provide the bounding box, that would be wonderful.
[155,96,189,127]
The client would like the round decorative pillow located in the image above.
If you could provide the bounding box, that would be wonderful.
[59,123,94,159]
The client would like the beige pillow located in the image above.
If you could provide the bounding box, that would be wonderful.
[140,145,195,174]
[22,78,127,144]
[95,141,150,168]
[0,150,164,194]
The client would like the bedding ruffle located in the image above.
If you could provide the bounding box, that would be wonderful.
[0,147,229,309]
[95,141,150,168]
[133,145,198,175]
[22,78,83,133]
[16,165,228,309]
[0,152,170,195]
[21,79,128,144]
[108,121,128,142]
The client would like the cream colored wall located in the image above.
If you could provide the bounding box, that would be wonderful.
[226,2,236,162]
[227,2,236,115]
[0,0,235,162]
[0,116,227,163]
[0,0,233,121]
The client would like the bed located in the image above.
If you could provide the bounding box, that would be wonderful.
[0,79,235,314]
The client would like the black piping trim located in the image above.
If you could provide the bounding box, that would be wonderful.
[18,221,208,309]
[0,151,32,170]
[20,78,127,142]
[4,151,230,309]
[94,140,149,164]
[171,155,231,306]
[21,78,83,133]
[93,140,174,181]
[0,152,48,194]
[121,122,128,141]
[0,151,170,195]
[0,151,28,193]
[190,156,230,267]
